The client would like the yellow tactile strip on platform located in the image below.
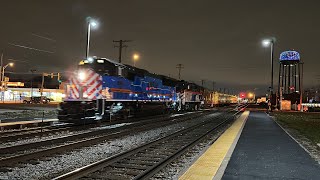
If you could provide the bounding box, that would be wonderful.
[179,111,250,180]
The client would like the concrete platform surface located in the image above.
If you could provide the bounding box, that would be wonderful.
[180,111,249,180]
[223,112,320,180]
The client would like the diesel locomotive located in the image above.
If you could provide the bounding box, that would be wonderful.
[58,57,237,123]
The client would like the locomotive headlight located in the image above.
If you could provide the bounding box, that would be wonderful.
[87,57,94,63]
[78,71,86,81]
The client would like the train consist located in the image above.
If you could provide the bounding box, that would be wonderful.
[58,57,237,123]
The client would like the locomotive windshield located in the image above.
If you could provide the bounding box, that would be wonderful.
[78,58,117,76]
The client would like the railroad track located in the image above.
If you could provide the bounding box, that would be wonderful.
[53,104,246,180]
[0,110,212,167]
[0,112,194,143]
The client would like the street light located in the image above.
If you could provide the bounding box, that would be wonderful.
[1,62,14,102]
[262,38,275,111]
[2,62,14,83]
[30,69,36,98]
[86,17,99,59]
[133,53,140,67]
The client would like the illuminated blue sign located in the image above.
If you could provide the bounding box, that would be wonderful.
[280,51,300,61]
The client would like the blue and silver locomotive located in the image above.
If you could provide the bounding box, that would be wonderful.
[58,57,236,123]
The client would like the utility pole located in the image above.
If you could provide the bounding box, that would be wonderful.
[113,40,132,63]
[176,64,184,80]
[201,80,205,87]
[212,81,215,91]
[30,69,36,98]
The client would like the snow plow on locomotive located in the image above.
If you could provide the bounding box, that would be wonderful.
[58,57,237,124]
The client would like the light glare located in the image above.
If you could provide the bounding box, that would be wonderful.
[133,54,140,60]
[87,57,94,63]
[262,39,271,47]
[89,20,98,29]
[78,71,86,81]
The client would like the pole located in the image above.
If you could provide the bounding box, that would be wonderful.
[176,64,184,80]
[1,66,4,102]
[300,62,304,111]
[270,42,274,111]
[30,69,36,98]
[113,40,131,63]
[86,23,91,59]
[41,73,45,103]
[118,40,123,63]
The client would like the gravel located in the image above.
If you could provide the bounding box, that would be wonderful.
[0,112,220,179]
[0,109,57,122]
[150,117,234,180]
[0,123,132,149]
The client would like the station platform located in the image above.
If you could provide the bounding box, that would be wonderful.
[180,111,320,180]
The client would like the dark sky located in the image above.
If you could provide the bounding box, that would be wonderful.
[0,0,319,95]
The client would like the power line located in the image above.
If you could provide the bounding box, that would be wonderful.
[31,33,56,42]
[8,43,54,54]
[113,40,132,63]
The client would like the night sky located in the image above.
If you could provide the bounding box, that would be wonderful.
[0,0,319,95]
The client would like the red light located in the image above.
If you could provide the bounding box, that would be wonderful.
[240,92,246,98]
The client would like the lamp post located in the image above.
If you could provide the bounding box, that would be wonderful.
[86,18,98,59]
[262,38,275,111]
[30,69,36,98]
[1,63,13,85]
[1,62,13,102]
[133,53,140,67]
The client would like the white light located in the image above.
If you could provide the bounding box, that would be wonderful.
[61,94,66,98]
[78,71,86,81]
[87,57,94,63]
[89,19,99,29]
[97,59,104,63]
[90,21,98,27]
[262,39,271,47]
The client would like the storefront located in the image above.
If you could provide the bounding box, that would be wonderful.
[0,88,64,102]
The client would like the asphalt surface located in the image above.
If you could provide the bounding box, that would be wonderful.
[223,111,320,180]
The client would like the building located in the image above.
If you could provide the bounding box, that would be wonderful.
[0,72,65,102]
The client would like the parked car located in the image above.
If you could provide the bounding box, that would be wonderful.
[22,96,51,104]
